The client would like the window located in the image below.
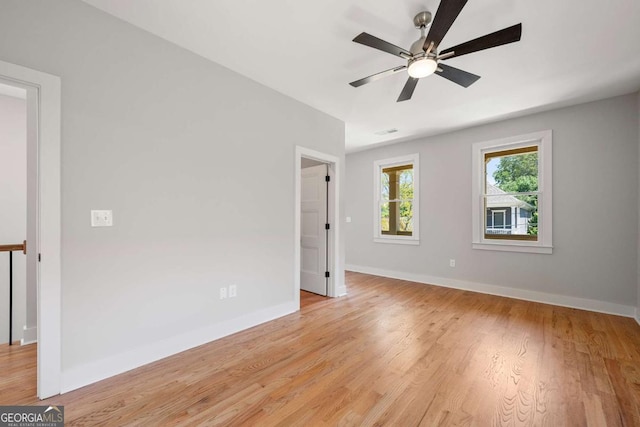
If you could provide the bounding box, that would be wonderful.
[472,131,552,254]
[374,154,419,244]
[484,146,538,241]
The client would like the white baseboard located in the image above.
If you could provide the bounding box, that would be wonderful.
[60,301,297,394]
[635,309,640,326]
[346,264,636,318]
[21,326,37,345]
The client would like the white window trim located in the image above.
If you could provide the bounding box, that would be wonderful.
[472,130,553,254]
[373,153,419,245]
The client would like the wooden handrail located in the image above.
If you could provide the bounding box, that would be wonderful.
[0,240,26,254]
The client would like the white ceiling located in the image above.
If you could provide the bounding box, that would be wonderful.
[82,0,640,152]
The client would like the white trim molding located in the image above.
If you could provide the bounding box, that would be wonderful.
[61,302,296,393]
[346,264,636,318]
[472,130,553,254]
[0,60,62,399]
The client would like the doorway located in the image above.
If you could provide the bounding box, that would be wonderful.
[0,82,29,346]
[0,80,28,345]
[0,59,61,399]
[294,146,342,308]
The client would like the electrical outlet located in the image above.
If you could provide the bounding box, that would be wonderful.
[219,287,227,300]
[449,259,456,267]
[229,284,237,298]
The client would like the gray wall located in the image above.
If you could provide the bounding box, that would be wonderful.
[346,94,639,307]
[0,0,344,371]
[0,94,26,343]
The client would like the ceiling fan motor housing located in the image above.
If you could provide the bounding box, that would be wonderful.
[410,36,430,55]
[413,11,432,29]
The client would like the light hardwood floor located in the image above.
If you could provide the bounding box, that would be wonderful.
[2,272,640,425]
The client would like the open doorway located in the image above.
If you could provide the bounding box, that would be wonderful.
[0,60,61,399]
[295,146,342,308]
[0,82,30,347]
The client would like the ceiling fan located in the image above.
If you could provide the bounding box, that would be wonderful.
[349,0,522,102]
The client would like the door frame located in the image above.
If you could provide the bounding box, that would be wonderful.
[294,147,341,308]
[0,59,61,399]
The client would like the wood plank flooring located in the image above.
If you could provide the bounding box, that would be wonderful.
[2,271,640,425]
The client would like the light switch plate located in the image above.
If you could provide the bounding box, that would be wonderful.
[91,210,113,227]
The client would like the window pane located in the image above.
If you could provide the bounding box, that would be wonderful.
[380,202,389,232]
[381,173,390,201]
[382,165,413,201]
[398,200,413,232]
[485,149,538,193]
[485,194,538,238]
[399,169,413,200]
[381,201,413,236]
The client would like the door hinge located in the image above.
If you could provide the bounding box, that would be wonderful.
[38,253,41,262]
[325,223,330,230]
[325,175,330,182]
[325,271,330,278]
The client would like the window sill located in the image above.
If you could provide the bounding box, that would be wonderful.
[374,238,420,246]
[472,242,552,254]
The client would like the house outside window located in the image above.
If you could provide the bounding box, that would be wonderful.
[472,131,552,254]
[485,184,535,234]
[374,154,419,245]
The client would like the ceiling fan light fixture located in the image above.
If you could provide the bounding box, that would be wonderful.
[407,57,437,78]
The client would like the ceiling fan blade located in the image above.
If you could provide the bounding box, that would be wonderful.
[353,32,411,59]
[424,0,468,50]
[397,77,419,102]
[440,23,522,59]
[436,63,480,87]
[349,66,407,88]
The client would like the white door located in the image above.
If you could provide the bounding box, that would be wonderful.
[300,164,328,296]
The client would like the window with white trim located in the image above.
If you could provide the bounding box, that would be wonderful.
[472,131,552,254]
[374,154,419,245]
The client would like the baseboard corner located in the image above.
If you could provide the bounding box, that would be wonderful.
[21,326,37,345]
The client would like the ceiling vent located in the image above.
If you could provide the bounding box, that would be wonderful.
[374,128,398,136]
